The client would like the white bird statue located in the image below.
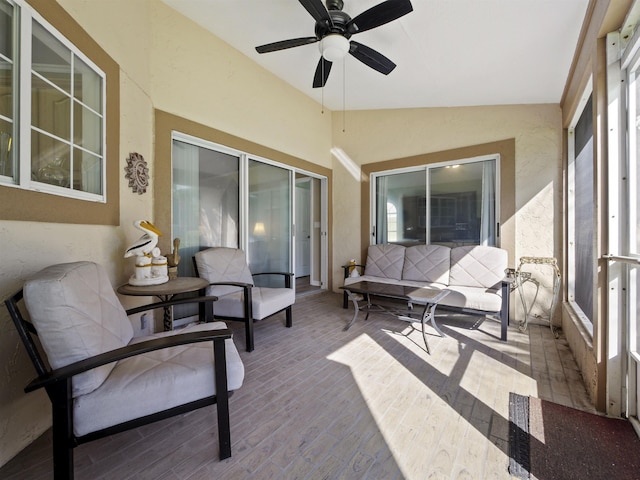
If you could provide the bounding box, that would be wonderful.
[124,220,162,258]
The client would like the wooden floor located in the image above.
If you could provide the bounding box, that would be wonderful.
[0,292,594,479]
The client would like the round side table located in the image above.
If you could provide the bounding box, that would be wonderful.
[118,277,209,331]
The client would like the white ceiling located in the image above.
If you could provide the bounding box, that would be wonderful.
[161,0,590,111]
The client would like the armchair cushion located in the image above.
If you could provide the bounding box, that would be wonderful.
[74,322,244,436]
[23,261,134,397]
[212,287,296,320]
[195,247,254,297]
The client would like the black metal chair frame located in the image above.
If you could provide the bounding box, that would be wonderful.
[5,290,234,480]
[193,258,293,352]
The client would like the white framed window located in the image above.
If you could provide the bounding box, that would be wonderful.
[1,0,106,202]
[371,155,499,247]
[567,79,594,335]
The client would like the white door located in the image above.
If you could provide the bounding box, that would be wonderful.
[295,179,311,277]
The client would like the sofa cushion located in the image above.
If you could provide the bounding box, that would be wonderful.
[402,244,451,284]
[449,246,507,289]
[440,286,502,312]
[23,261,134,397]
[73,321,244,436]
[364,244,406,280]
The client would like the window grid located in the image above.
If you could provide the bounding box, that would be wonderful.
[1,0,106,202]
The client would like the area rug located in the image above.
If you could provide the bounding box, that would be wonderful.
[509,392,640,479]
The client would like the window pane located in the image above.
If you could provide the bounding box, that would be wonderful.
[31,74,70,140]
[0,59,12,119]
[573,95,594,323]
[429,160,495,246]
[74,56,102,113]
[31,130,70,187]
[32,20,71,94]
[0,118,12,177]
[73,147,101,194]
[73,100,101,155]
[0,1,12,60]
[376,171,426,245]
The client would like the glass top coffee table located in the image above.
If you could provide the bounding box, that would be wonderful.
[340,281,450,354]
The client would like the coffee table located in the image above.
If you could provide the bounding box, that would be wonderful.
[340,281,450,354]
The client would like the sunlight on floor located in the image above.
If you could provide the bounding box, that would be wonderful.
[326,322,541,479]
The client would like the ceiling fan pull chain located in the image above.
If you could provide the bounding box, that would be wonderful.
[342,56,346,133]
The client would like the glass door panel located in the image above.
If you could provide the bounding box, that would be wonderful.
[172,139,239,279]
[248,159,291,286]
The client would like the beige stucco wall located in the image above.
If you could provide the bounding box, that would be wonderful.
[330,105,563,296]
[0,0,331,467]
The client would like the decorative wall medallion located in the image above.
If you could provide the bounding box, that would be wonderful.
[125,152,149,194]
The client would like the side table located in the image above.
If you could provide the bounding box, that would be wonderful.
[117,277,210,331]
[515,256,561,336]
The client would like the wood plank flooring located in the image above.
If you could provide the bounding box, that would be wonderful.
[0,292,594,479]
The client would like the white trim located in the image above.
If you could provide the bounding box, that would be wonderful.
[370,153,501,247]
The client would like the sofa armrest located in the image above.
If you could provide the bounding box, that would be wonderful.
[342,264,365,279]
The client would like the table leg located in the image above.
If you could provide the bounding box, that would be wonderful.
[343,289,360,331]
[420,302,444,354]
[157,295,173,331]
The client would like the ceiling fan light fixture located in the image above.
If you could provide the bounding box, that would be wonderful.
[319,34,350,62]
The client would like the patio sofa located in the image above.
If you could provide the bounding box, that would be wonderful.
[342,244,512,340]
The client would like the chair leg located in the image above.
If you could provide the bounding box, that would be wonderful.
[285,306,292,328]
[245,318,254,352]
[50,379,74,480]
[213,338,231,460]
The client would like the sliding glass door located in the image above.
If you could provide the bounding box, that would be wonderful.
[248,159,292,286]
[372,156,498,247]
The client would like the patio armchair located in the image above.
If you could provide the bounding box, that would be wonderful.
[4,261,245,480]
[193,247,295,352]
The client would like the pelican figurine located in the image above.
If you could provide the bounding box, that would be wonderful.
[124,220,162,258]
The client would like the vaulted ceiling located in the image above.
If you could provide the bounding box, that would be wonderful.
[161,0,589,111]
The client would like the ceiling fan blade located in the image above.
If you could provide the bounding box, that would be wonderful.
[256,37,319,54]
[299,0,333,27]
[349,41,396,75]
[312,57,333,88]
[347,0,413,34]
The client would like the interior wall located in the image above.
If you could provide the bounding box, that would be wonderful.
[0,0,332,468]
[330,104,563,295]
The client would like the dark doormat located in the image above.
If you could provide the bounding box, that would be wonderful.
[508,392,640,480]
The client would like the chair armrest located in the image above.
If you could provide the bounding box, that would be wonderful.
[251,272,294,288]
[205,281,253,289]
[25,328,233,393]
[252,272,294,278]
[125,295,218,316]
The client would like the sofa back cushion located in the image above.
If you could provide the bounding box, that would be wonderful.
[449,246,507,289]
[23,261,134,397]
[402,244,451,284]
[194,247,255,297]
[364,244,406,280]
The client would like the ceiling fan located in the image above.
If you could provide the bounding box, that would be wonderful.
[255,0,413,88]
